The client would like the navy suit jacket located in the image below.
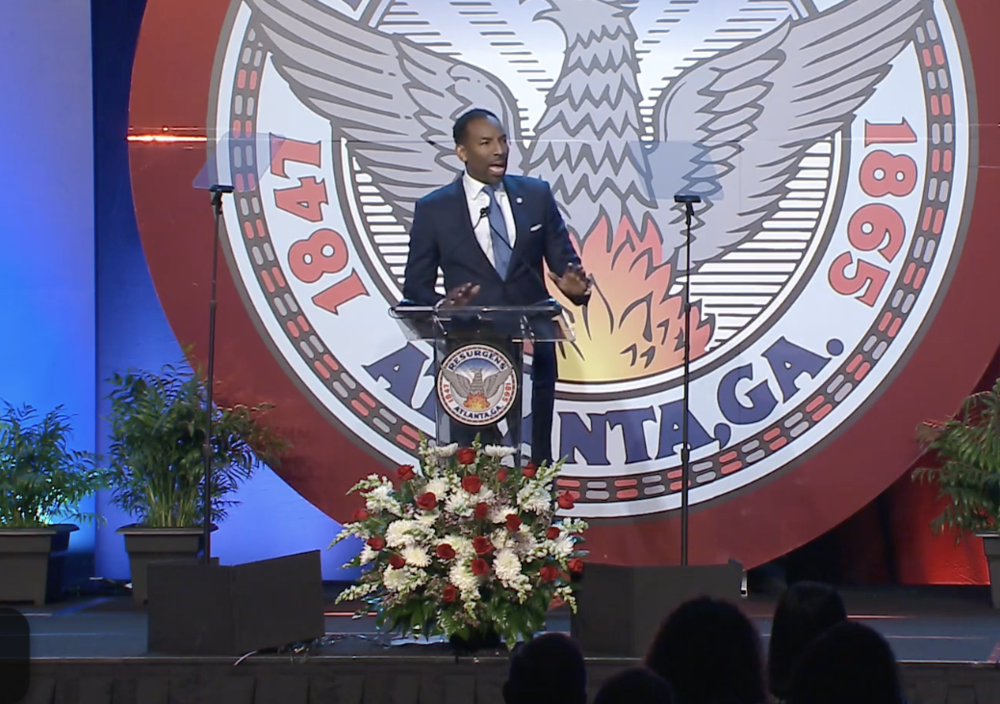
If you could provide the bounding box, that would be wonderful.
[401,175,586,307]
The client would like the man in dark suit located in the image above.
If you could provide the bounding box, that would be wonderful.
[402,108,592,466]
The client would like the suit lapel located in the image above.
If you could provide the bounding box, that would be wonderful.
[503,176,532,269]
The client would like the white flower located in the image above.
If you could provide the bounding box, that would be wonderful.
[366,484,402,514]
[484,444,518,458]
[491,528,515,551]
[445,492,474,518]
[424,478,448,500]
[359,546,378,565]
[385,520,415,548]
[517,484,551,513]
[416,511,438,528]
[444,535,475,559]
[401,546,431,568]
[551,535,574,559]
[449,562,480,596]
[489,505,516,524]
[494,548,522,582]
[383,567,409,592]
[430,443,458,458]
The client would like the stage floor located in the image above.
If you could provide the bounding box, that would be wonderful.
[15,584,1000,663]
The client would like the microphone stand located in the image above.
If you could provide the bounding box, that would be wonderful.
[674,194,701,567]
[203,184,233,565]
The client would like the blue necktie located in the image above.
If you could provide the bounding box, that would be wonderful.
[486,186,512,279]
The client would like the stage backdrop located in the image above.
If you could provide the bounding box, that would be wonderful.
[123,0,1000,574]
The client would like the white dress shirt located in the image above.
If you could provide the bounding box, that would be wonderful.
[463,171,517,267]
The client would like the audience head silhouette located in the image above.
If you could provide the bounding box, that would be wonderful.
[503,633,587,704]
[788,620,905,704]
[645,596,766,704]
[768,581,848,700]
[593,667,676,704]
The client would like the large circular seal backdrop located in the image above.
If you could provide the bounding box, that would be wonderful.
[129,0,1000,567]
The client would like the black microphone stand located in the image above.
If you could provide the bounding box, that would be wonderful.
[674,194,701,567]
[203,184,233,565]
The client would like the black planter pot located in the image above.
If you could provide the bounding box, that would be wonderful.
[116,524,218,604]
[0,524,78,606]
[978,533,1000,608]
[449,627,503,655]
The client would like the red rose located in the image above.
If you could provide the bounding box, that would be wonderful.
[471,558,490,576]
[497,468,508,482]
[522,462,537,478]
[457,448,477,465]
[540,565,559,582]
[442,585,457,603]
[557,492,575,510]
[436,543,456,560]
[462,475,482,495]
[546,527,560,540]
[474,502,490,519]
[505,514,522,532]
[351,509,369,522]
[568,557,585,574]
[367,536,385,551]
[388,554,405,569]
[415,492,437,510]
[397,464,416,482]
[473,535,493,555]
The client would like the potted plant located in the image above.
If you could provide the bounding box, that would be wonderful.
[912,377,1000,606]
[0,402,110,605]
[105,360,286,603]
[332,438,588,651]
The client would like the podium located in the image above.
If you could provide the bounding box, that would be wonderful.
[390,299,573,455]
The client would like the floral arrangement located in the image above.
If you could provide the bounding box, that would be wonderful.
[332,438,588,648]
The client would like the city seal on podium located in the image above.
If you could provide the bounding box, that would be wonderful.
[436,344,518,427]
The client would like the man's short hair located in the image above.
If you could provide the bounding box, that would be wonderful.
[453,108,501,145]
[503,633,587,704]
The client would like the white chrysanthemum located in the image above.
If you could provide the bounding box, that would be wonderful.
[402,545,431,568]
[383,566,409,592]
[484,444,518,458]
[445,492,474,518]
[385,520,416,548]
[517,484,551,513]
[416,511,438,528]
[443,535,475,559]
[551,535,574,559]
[515,528,540,558]
[489,505,516,524]
[430,442,458,458]
[359,546,378,565]
[491,528,515,551]
[365,484,401,514]
[424,478,448,500]
[449,563,480,594]
[494,548,522,581]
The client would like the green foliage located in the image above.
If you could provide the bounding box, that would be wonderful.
[0,402,110,528]
[105,360,287,528]
[912,378,1000,541]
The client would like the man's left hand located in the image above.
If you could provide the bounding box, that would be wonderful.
[548,262,592,301]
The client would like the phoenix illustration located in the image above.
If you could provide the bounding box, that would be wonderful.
[244,0,930,379]
[441,365,517,411]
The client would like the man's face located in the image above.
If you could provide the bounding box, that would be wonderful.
[456,116,509,185]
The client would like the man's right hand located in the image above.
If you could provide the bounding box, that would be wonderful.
[438,282,480,309]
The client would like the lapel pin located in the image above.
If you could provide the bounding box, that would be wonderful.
[516,197,523,204]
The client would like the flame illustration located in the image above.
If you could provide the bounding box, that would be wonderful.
[464,394,490,411]
[548,213,714,383]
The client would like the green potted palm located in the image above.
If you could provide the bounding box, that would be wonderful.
[106,360,286,603]
[0,402,110,605]
[912,377,1000,606]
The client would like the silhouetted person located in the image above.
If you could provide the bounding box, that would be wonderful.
[768,581,848,702]
[645,597,767,704]
[503,633,587,704]
[788,621,908,704]
[594,667,675,704]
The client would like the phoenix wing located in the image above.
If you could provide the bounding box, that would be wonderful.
[651,0,929,268]
[245,0,526,230]
[482,366,515,400]
[441,368,473,401]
